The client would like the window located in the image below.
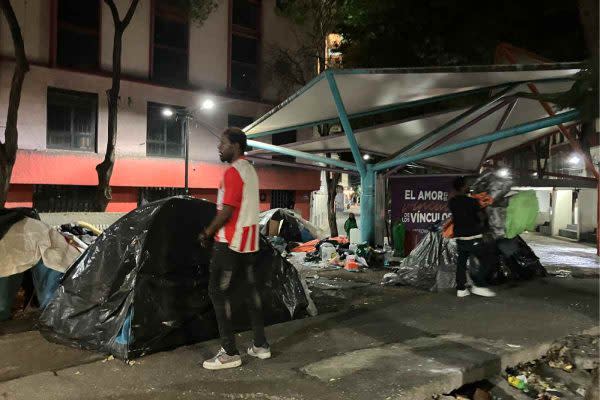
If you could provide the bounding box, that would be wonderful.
[228,114,254,129]
[33,185,97,212]
[230,0,261,96]
[147,102,185,157]
[270,190,295,209]
[55,0,100,69]
[152,0,189,86]
[47,88,97,151]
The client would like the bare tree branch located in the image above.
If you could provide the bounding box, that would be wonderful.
[104,0,121,26]
[122,0,140,29]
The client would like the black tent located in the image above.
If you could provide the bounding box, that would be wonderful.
[40,197,309,359]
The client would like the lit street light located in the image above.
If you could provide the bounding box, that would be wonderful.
[363,154,370,161]
[568,154,581,165]
[200,98,215,111]
[160,102,219,194]
[496,168,509,177]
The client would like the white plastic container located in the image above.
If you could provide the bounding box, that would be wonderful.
[349,228,361,244]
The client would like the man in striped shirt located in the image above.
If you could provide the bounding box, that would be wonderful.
[200,128,270,370]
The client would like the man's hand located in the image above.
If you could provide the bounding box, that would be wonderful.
[198,230,213,248]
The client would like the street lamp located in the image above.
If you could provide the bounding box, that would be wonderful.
[362,154,370,161]
[200,98,215,111]
[568,154,581,165]
[161,105,220,194]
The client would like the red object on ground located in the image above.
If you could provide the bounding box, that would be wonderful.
[291,236,349,253]
[344,261,360,272]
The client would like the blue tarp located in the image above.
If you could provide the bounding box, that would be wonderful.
[0,261,63,321]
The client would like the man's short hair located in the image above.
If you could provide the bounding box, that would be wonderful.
[452,176,467,191]
[224,127,248,152]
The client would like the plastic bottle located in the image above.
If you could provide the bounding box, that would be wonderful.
[383,237,392,267]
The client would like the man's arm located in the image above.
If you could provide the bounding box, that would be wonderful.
[199,205,234,246]
[205,205,234,237]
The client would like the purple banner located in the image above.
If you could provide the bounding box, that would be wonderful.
[390,177,454,236]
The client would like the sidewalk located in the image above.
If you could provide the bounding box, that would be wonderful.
[0,276,597,400]
[522,232,600,271]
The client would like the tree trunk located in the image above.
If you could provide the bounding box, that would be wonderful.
[0,0,29,207]
[318,124,341,237]
[96,27,123,211]
[95,0,139,211]
[326,171,340,237]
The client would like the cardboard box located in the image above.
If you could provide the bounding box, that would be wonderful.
[268,220,280,237]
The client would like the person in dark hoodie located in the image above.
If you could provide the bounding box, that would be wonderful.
[448,177,496,298]
[344,213,358,238]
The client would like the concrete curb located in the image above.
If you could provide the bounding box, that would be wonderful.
[301,327,600,399]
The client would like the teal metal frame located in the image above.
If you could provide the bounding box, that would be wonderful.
[243,68,581,244]
[326,71,372,240]
[247,139,358,171]
[373,110,580,171]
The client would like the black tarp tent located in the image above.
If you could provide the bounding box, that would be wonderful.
[40,197,309,360]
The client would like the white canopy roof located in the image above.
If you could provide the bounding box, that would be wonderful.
[245,65,581,173]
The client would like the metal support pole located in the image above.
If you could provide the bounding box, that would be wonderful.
[360,164,376,243]
[325,71,366,176]
[184,115,190,194]
[374,110,580,172]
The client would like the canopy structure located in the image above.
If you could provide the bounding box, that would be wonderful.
[243,65,584,243]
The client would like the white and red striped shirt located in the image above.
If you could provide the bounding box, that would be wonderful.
[215,158,260,253]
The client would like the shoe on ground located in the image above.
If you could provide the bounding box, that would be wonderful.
[247,344,271,360]
[470,285,496,297]
[457,289,470,298]
[202,347,242,370]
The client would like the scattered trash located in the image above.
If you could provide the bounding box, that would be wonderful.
[507,343,522,348]
[306,277,371,291]
[507,374,529,392]
[549,269,574,278]
[381,230,545,291]
[502,334,600,400]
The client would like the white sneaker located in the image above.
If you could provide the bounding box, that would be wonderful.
[247,344,271,360]
[470,286,496,297]
[202,347,242,370]
[457,289,470,298]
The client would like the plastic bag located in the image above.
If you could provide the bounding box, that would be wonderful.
[505,190,539,239]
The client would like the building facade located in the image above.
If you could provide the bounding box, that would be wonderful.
[0,0,319,217]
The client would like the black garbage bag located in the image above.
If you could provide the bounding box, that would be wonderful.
[382,232,545,290]
[497,236,546,279]
[39,197,309,360]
